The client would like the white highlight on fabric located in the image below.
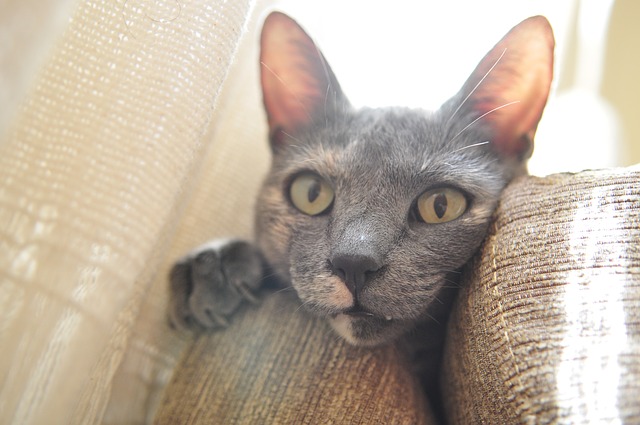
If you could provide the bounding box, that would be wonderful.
[556,185,628,423]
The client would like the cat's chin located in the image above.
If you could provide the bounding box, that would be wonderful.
[328,313,402,347]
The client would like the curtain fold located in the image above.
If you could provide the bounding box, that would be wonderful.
[104,2,272,420]
[0,0,258,423]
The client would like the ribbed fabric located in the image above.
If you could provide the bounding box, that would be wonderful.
[154,293,435,425]
[443,167,640,424]
[2,1,639,422]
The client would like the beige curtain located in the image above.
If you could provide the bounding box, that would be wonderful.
[0,0,272,423]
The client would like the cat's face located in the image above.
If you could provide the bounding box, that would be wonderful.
[255,12,554,345]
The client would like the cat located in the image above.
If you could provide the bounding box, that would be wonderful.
[169,11,554,352]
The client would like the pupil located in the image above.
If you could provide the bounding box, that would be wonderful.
[434,193,447,219]
[307,180,321,203]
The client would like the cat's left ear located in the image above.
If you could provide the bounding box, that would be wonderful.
[450,16,555,160]
[260,12,350,150]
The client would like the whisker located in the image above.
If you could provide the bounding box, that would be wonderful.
[260,61,314,124]
[449,140,490,154]
[443,276,462,284]
[260,270,281,280]
[294,298,315,314]
[280,130,303,144]
[446,48,507,126]
[271,286,295,296]
[449,100,520,143]
[324,84,332,127]
[424,310,441,325]
[332,333,343,345]
[311,43,335,126]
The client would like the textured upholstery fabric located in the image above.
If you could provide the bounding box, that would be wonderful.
[154,292,436,424]
[0,0,260,423]
[2,0,639,423]
[443,167,640,424]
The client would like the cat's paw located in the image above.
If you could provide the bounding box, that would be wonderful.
[168,239,263,331]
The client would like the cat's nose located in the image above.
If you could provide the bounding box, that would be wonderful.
[330,254,381,297]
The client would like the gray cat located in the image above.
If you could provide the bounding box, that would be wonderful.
[169,11,553,354]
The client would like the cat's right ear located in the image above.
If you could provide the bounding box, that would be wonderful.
[448,16,555,161]
[260,12,350,150]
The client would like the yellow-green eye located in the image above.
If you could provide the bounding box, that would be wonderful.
[417,188,467,224]
[289,173,334,216]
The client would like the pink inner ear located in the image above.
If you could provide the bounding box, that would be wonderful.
[462,16,555,159]
[260,12,332,143]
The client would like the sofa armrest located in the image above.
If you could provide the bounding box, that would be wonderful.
[154,292,437,424]
[443,166,640,424]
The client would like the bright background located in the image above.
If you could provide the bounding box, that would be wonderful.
[265,0,639,176]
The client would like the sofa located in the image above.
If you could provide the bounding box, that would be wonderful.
[1,0,638,423]
[153,167,640,424]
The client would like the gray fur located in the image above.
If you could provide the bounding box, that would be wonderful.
[169,13,553,352]
[254,105,512,345]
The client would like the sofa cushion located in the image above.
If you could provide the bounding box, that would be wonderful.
[442,166,640,424]
[154,292,437,424]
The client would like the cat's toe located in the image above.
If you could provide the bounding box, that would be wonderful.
[168,239,265,331]
[230,278,261,304]
[168,261,197,331]
[189,306,229,329]
[188,290,239,329]
[220,241,264,302]
[167,304,195,331]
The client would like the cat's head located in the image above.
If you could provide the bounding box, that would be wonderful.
[255,12,554,345]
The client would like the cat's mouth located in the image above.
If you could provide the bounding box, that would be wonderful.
[340,305,393,321]
[328,309,401,347]
[331,304,393,322]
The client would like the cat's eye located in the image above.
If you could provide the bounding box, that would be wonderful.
[289,173,335,216]
[416,188,468,224]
